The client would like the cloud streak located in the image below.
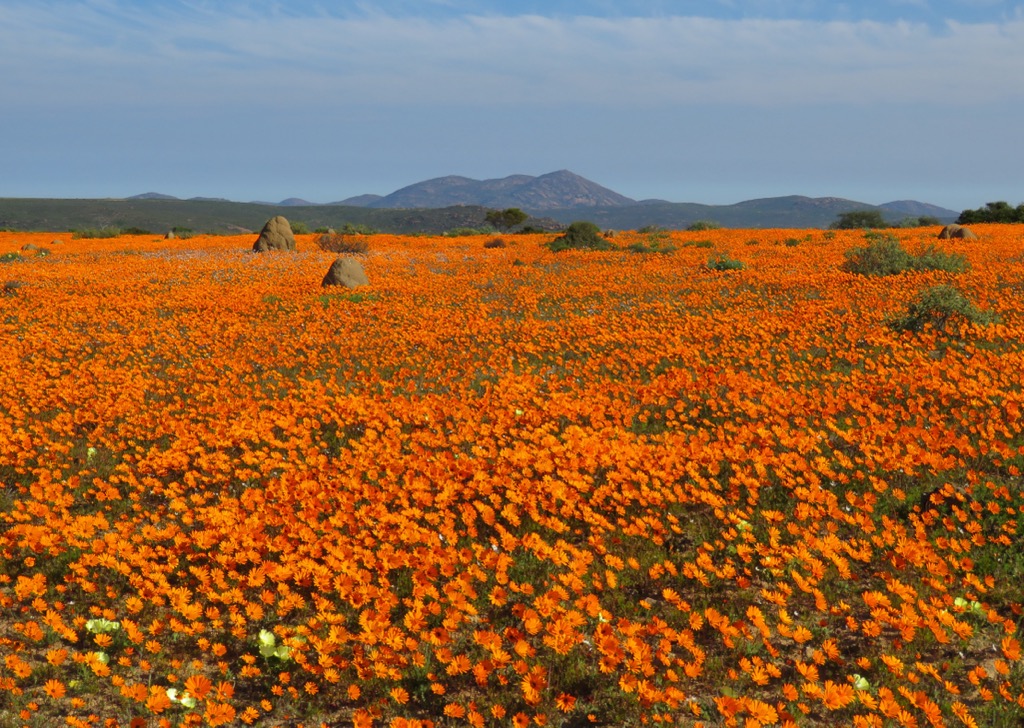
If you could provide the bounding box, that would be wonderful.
[3,2,1023,109]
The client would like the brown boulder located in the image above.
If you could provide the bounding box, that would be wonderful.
[938,224,978,240]
[322,257,369,288]
[253,216,297,252]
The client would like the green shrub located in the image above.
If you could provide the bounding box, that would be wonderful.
[897,215,941,228]
[0,252,22,264]
[707,254,746,271]
[121,226,153,235]
[444,227,494,237]
[483,237,507,249]
[841,234,913,275]
[830,210,887,229]
[911,244,970,274]
[485,208,528,231]
[290,221,310,235]
[338,223,378,236]
[548,221,616,252]
[73,227,121,239]
[888,285,997,334]
[682,240,714,248]
[841,233,969,276]
[628,241,675,254]
[687,220,722,231]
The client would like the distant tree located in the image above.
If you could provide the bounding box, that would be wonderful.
[830,210,887,230]
[897,215,941,228]
[485,208,529,231]
[957,201,1024,224]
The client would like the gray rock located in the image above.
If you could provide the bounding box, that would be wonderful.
[253,216,297,252]
[938,224,978,240]
[322,257,370,288]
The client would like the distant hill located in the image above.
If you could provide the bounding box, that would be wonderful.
[336,194,384,207]
[3,171,961,232]
[543,195,960,230]
[0,198,560,235]
[361,170,635,211]
[877,200,958,220]
[127,192,178,201]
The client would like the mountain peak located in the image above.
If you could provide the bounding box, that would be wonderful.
[363,171,635,211]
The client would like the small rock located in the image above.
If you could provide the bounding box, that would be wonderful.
[938,224,978,240]
[322,257,369,288]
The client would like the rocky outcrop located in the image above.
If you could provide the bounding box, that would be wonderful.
[253,216,297,252]
[938,224,978,240]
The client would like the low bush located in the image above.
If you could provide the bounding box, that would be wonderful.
[842,232,968,276]
[483,237,507,249]
[316,232,369,255]
[687,220,722,231]
[72,227,121,239]
[831,210,887,229]
[548,221,616,252]
[888,284,997,334]
[707,254,746,271]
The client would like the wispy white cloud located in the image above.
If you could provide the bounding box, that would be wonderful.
[3,2,1023,109]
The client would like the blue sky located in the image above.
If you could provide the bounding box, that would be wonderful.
[2,1,1023,210]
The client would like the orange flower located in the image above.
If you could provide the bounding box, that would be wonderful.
[184,674,213,700]
[43,679,66,699]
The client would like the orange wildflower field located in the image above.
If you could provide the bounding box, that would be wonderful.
[0,225,1022,727]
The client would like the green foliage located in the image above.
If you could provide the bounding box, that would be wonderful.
[888,285,997,334]
[444,227,494,237]
[337,223,379,235]
[707,254,746,271]
[957,200,1024,224]
[0,252,23,264]
[290,221,310,235]
[484,208,529,231]
[830,210,887,230]
[687,220,722,231]
[72,227,121,239]
[629,226,675,254]
[841,233,968,276]
[627,241,675,254]
[897,215,941,228]
[912,244,970,273]
[548,221,616,252]
[683,240,714,248]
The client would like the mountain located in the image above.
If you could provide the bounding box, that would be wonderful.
[877,200,959,219]
[542,195,960,230]
[128,192,179,201]
[336,194,384,206]
[362,170,635,211]
[277,198,317,207]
